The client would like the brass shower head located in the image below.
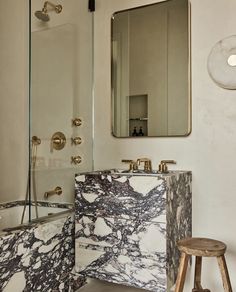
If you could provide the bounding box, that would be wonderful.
[34,1,62,22]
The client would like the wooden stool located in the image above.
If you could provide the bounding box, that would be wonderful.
[175,237,232,292]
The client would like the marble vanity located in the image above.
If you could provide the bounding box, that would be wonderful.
[75,170,192,292]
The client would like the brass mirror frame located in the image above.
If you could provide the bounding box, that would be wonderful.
[110,0,192,138]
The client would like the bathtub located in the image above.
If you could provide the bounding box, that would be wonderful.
[0,201,87,292]
[0,200,73,231]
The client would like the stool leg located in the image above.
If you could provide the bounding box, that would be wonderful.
[217,255,232,292]
[175,252,190,292]
[193,256,203,291]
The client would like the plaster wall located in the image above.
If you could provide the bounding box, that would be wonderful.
[0,1,29,202]
[93,0,236,290]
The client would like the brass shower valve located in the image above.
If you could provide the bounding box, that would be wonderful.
[71,156,82,165]
[71,137,82,145]
[72,118,82,127]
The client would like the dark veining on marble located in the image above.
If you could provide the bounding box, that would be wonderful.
[166,172,192,287]
[0,215,86,292]
[0,200,73,210]
[75,171,192,292]
[75,174,166,221]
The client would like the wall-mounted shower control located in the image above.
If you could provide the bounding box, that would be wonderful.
[51,132,66,151]
[71,137,82,145]
[71,156,82,165]
[72,118,82,127]
[44,186,62,199]
[32,136,41,146]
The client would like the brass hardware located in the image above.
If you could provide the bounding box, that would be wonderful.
[71,156,82,165]
[43,1,62,14]
[71,137,82,145]
[44,186,62,199]
[121,159,138,172]
[158,160,176,173]
[51,132,66,150]
[32,136,41,146]
[72,118,82,127]
[137,158,152,172]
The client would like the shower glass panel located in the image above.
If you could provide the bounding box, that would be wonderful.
[29,0,93,220]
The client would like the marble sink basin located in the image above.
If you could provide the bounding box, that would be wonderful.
[79,168,185,176]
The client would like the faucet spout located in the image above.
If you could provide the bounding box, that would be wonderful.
[44,186,62,199]
[137,158,152,172]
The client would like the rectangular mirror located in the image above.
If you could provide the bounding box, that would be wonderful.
[111,0,191,137]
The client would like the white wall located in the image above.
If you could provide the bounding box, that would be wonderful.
[0,1,29,202]
[93,0,236,290]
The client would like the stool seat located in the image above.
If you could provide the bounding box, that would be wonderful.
[178,237,226,257]
[175,237,232,292]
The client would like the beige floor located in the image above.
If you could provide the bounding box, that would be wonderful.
[78,279,149,292]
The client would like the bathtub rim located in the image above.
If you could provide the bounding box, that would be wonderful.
[0,208,74,236]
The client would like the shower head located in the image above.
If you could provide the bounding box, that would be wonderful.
[34,9,50,22]
[34,1,62,22]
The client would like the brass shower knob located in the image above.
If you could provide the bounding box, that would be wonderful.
[72,118,82,127]
[71,156,82,165]
[71,137,82,145]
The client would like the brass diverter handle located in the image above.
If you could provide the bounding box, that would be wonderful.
[51,132,66,150]
[71,137,82,145]
[137,158,152,172]
[72,118,82,127]
[71,156,82,165]
[44,186,62,199]
[121,159,138,172]
[158,160,176,173]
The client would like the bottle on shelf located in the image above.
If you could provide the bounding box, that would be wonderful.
[138,126,144,136]
[132,127,138,136]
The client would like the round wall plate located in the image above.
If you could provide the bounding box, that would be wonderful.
[51,132,66,150]
[208,35,236,89]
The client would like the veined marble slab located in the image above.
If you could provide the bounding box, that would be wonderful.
[75,171,192,292]
[0,213,86,292]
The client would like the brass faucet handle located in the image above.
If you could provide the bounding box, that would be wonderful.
[121,159,138,171]
[158,160,176,173]
[71,137,82,145]
[137,158,152,172]
[121,159,134,163]
[71,156,82,165]
[72,118,82,127]
[160,160,176,164]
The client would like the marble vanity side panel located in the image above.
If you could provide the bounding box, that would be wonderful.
[75,173,167,222]
[166,172,192,288]
[0,214,87,292]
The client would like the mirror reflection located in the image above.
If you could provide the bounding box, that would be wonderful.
[111,0,191,137]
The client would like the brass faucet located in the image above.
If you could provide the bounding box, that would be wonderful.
[44,186,62,199]
[121,159,138,172]
[137,158,152,172]
[158,160,176,173]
